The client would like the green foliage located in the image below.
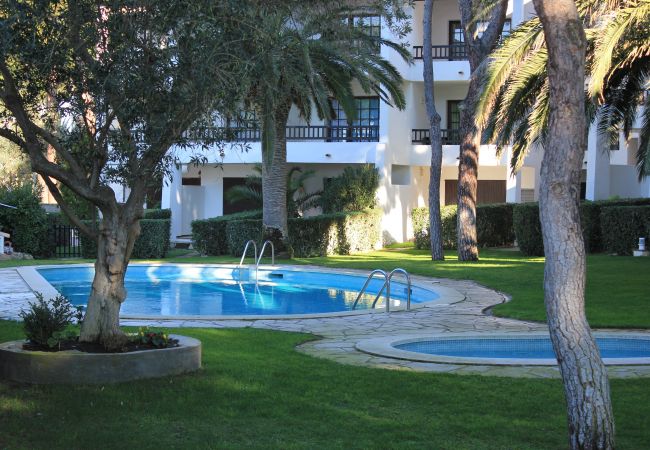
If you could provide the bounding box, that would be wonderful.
[0,182,54,257]
[226,219,263,257]
[512,203,544,256]
[320,165,379,213]
[288,209,381,257]
[600,206,650,255]
[0,140,31,188]
[19,293,82,348]
[143,209,171,220]
[133,327,178,349]
[81,219,171,259]
[191,210,262,256]
[412,204,515,250]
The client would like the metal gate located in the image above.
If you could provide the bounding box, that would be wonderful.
[52,224,82,258]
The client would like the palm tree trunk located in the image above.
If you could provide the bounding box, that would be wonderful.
[423,0,444,261]
[534,1,615,448]
[261,103,291,241]
[79,208,140,350]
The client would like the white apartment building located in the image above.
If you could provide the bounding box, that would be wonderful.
[161,0,650,245]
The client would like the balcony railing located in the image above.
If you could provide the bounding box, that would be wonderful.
[412,44,467,60]
[412,128,461,145]
[183,125,380,143]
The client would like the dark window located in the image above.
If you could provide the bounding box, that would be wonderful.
[447,100,461,137]
[182,177,201,186]
[348,15,381,52]
[444,179,506,205]
[329,97,380,142]
[223,177,259,215]
[449,19,511,56]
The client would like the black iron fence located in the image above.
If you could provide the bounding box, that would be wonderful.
[412,44,467,60]
[183,125,380,143]
[411,128,461,145]
[51,223,82,258]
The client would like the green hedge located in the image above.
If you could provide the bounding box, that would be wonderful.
[600,206,650,255]
[513,198,650,256]
[288,209,381,257]
[411,204,514,250]
[320,165,379,213]
[143,208,171,220]
[191,210,262,256]
[80,219,171,259]
[226,219,263,257]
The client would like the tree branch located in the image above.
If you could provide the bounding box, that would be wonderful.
[0,127,27,148]
[42,177,98,239]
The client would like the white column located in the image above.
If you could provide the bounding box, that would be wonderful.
[585,122,611,200]
[506,170,522,203]
[163,164,183,241]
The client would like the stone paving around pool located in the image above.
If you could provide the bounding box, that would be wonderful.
[2,266,649,379]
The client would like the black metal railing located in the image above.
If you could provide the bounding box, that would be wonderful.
[52,224,82,258]
[412,44,467,60]
[411,128,461,145]
[183,125,380,143]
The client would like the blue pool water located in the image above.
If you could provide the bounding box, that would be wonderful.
[395,337,650,360]
[37,265,438,317]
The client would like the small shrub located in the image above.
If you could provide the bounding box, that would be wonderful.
[19,293,83,348]
[600,206,650,255]
[133,327,178,348]
[411,207,429,250]
[513,203,544,256]
[191,210,262,256]
[320,165,379,213]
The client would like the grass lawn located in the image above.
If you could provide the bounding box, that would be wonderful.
[0,248,648,448]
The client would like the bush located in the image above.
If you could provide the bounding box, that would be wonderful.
[80,218,171,259]
[19,293,82,348]
[513,203,544,256]
[411,204,514,250]
[191,210,262,256]
[600,206,650,255]
[0,183,54,258]
[143,208,171,220]
[320,165,379,213]
[226,219,263,257]
[288,209,381,257]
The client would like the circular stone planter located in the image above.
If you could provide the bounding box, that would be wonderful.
[0,335,201,384]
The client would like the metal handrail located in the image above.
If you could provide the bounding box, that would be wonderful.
[238,240,258,270]
[352,269,388,310]
[388,268,412,311]
[257,240,275,266]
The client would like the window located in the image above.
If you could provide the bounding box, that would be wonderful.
[329,97,380,142]
[223,177,259,215]
[447,100,461,144]
[345,15,381,53]
[448,19,511,59]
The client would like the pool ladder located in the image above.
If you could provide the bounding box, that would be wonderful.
[238,240,275,282]
[351,268,412,312]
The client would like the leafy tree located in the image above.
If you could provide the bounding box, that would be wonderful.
[532,0,614,447]
[0,139,31,188]
[225,165,321,218]
[0,0,247,348]
[455,0,510,261]
[241,1,408,243]
[320,165,379,213]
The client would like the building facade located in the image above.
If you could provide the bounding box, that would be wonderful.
[161,0,649,245]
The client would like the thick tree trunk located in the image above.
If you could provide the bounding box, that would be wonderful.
[456,77,481,261]
[261,104,291,241]
[423,0,444,260]
[534,1,615,448]
[79,209,140,350]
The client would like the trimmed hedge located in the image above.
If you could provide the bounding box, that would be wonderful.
[80,218,171,259]
[191,210,262,256]
[411,204,514,250]
[513,198,650,256]
[600,206,650,255]
[288,209,381,257]
[143,208,171,220]
[226,219,263,257]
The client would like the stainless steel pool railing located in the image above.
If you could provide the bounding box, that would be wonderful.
[352,268,412,312]
[237,240,258,281]
[257,240,275,267]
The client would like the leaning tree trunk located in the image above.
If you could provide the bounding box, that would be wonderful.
[456,77,481,261]
[79,209,141,350]
[423,0,444,260]
[261,104,291,242]
[534,0,615,448]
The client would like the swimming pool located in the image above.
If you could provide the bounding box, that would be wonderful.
[29,264,453,319]
[356,333,650,366]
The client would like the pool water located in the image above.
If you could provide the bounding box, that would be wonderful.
[395,337,650,359]
[37,265,438,317]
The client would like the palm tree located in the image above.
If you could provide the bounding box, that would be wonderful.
[242,3,408,243]
[476,0,650,179]
[225,165,321,218]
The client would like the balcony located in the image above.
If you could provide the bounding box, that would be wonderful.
[412,128,461,145]
[183,125,380,143]
[412,44,467,60]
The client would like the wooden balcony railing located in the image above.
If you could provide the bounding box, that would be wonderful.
[411,128,461,145]
[412,44,467,60]
[183,125,380,143]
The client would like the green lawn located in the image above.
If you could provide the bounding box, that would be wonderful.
[1,248,648,448]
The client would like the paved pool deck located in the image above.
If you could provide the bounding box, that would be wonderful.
[2,266,649,379]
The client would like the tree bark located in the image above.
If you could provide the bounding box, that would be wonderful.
[261,103,291,241]
[423,0,444,260]
[79,208,141,350]
[456,0,508,261]
[534,1,615,448]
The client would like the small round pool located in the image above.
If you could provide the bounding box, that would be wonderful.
[27,264,458,319]
[356,333,650,366]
